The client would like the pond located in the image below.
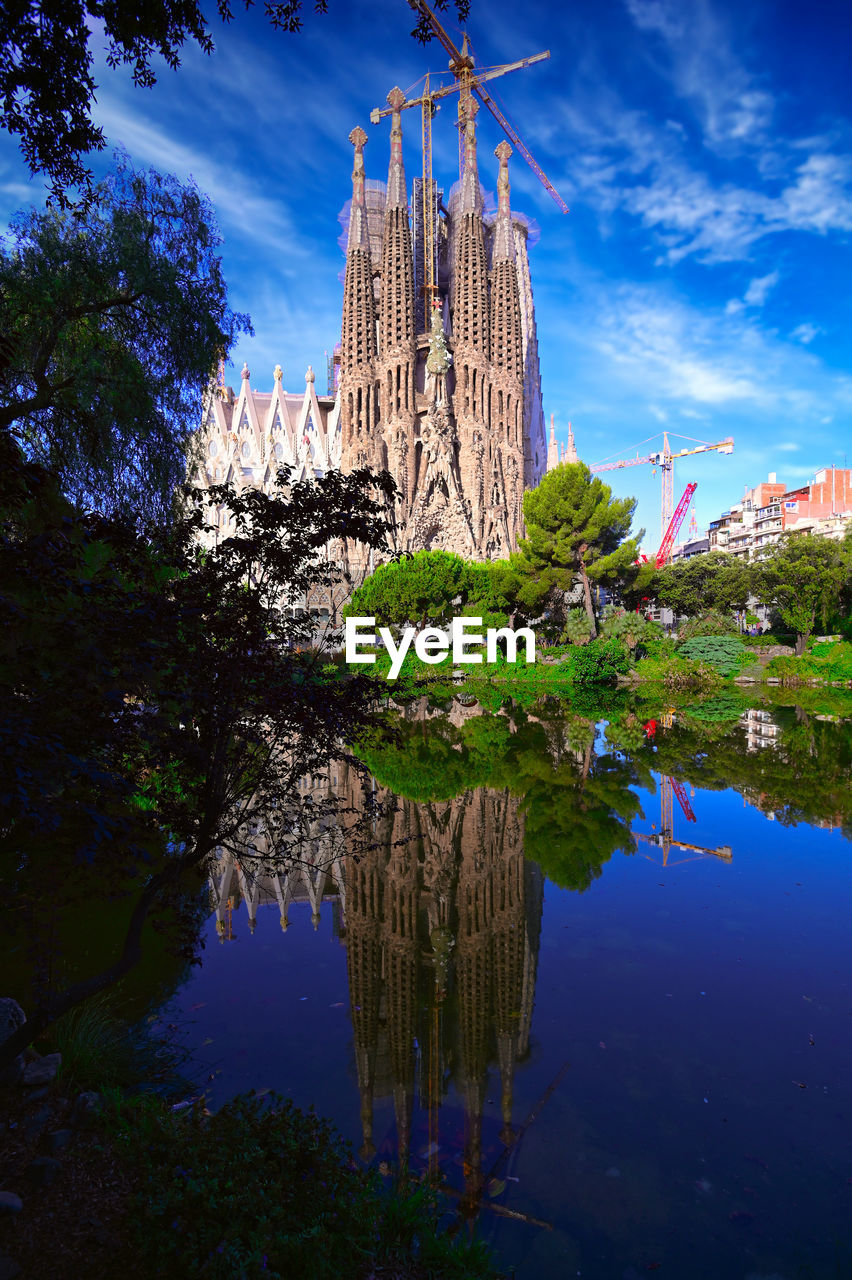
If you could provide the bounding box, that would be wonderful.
[60,691,852,1276]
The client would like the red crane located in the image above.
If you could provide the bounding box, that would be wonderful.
[589,432,734,548]
[656,481,697,567]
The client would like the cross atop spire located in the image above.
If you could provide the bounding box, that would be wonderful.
[347,126,370,253]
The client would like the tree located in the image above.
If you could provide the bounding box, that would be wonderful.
[754,534,847,654]
[0,0,470,205]
[346,548,497,630]
[0,443,397,1071]
[519,462,639,637]
[650,551,752,622]
[0,156,249,522]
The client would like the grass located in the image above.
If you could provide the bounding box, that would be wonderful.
[42,993,190,1095]
[101,1090,503,1280]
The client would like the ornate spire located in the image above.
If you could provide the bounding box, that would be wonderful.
[341,124,378,377]
[492,140,516,263]
[386,87,407,210]
[547,413,559,472]
[490,141,524,380]
[379,88,416,368]
[347,125,370,254]
[459,96,482,214]
[565,419,578,464]
[453,95,489,356]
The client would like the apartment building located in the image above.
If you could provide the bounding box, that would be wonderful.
[707,467,852,559]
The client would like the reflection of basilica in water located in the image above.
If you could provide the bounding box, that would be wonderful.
[208,758,543,1204]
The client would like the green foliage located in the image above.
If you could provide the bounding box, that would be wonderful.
[1,157,249,521]
[44,994,187,1095]
[561,607,593,645]
[755,534,847,653]
[0,438,396,1070]
[568,637,631,684]
[677,635,749,676]
[681,693,748,723]
[358,717,502,802]
[346,550,469,628]
[347,552,536,633]
[676,611,739,641]
[651,703,852,836]
[764,641,852,682]
[102,1092,497,1280]
[634,654,722,691]
[649,551,752,619]
[600,607,663,653]
[518,462,639,629]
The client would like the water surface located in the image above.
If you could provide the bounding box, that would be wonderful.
[162,694,852,1279]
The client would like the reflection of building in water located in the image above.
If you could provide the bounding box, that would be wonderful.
[342,763,543,1210]
[208,757,543,1204]
[740,708,782,752]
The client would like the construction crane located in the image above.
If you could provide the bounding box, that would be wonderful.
[656,481,696,567]
[637,775,732,866]
[372,1,566,306]
[370,47,549,302]
[639,715,732,866]
[407,0,569,213]
[590,431,734,549]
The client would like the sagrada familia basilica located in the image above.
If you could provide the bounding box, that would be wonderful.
[194,88,574,565]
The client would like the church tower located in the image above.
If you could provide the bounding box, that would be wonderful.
[484,140,525,555]
[336,90,549,560]
[340,127,381,472]
[377,88,417,512]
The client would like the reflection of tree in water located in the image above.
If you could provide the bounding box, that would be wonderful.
[338,701,650,1227]
[653,703,852,837]
[207,693,850,1234]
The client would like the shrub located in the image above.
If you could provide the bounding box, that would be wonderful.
[45,995,188,1094]
[569,637,631,684]
[676,611,738,641]
[764,640,852,683]
[634,654,721,691]
[561,607,593,645]
[677,635,749,676]
[104,1092,500,1280]
[599,607,662,653]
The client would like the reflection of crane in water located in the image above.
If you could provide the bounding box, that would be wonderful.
[640,715,732,866]
[638,775,732,866]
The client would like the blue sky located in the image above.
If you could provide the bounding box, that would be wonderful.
[2,0,851,546]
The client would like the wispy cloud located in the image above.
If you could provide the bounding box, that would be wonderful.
[624,0,774,150]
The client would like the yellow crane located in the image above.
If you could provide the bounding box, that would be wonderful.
[590,432,734,549]
[370,0,567,306]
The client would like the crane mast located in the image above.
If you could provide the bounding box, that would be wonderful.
[371,48,551,302]
[589,434,734,548]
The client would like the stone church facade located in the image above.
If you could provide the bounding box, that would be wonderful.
[193,89,548,565]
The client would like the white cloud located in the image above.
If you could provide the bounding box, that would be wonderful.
[624,0,774,150]
[743,271,779,307]
[791,322,820,345]
[777,442,801,452]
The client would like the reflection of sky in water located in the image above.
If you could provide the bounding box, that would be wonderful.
[165,763,852,1280]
